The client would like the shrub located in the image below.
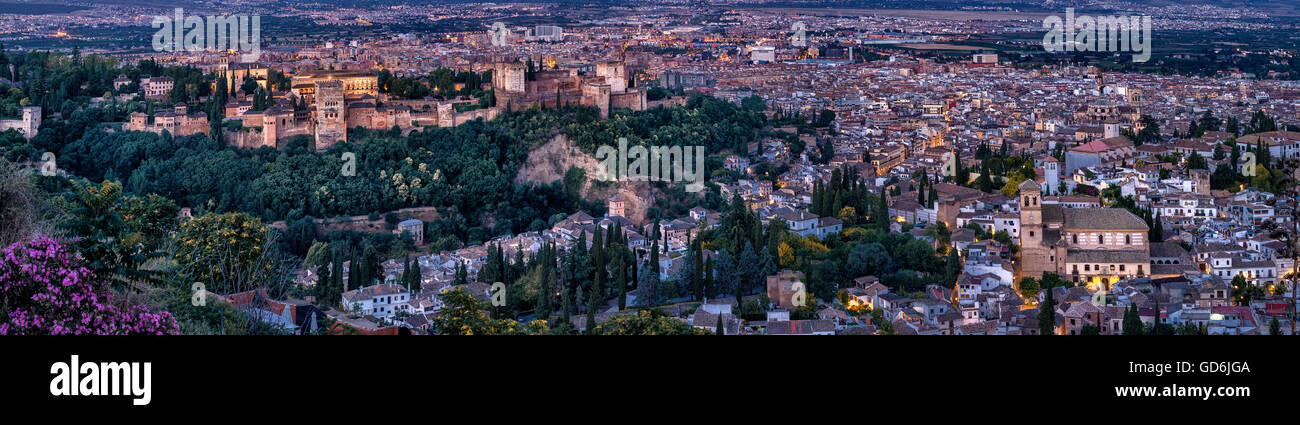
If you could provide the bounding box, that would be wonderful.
[0,235,178,334]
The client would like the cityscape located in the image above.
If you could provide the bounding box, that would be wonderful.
[3,0,1300,337]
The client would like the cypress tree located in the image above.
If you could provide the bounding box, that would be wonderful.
[715,249,738,299]
[593,226,605,300]
[954,153,969,185]
[1151,211,1164,242]
[705,257,716,298]
[402,257,414,292]
[539,267,555,320]
[315,255,332,302]
[832,190,844,217]
[348,249,359,291]
[560,247,574,323]
[1151,297,1162,335]
[454,261,467,286]
[873,187,890,230]
[738,242,759,299]
[615,247,627,310]
[497,243,507,283]
[332,249,345,307]
[511,243,524,283]
[586,271,603,335]
[693,240,705,301]
[917,178,926,205]
[811,182,823,216]
[1039,288,1056,335]
[650,226,661,276]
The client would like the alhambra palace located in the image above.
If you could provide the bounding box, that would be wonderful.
[124,55,653,151]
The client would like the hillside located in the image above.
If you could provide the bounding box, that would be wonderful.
[515,134,661,224]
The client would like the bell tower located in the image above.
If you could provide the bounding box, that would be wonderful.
[1020,179,1042,226]
[1043,157,1059,196]
[1018,178,1050,281]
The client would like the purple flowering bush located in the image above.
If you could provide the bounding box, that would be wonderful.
[0,234,178,335]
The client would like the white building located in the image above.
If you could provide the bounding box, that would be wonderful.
[341,284,411,319]
[1206,253,1277,286]
[142,76,173,99]
[1154,193,1216,219]
[531,25,563,42]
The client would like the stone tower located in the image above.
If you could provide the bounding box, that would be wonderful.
[581,83,612,119]
[21,106,41,139]
[607,195,626,218]
[1191,169,1210,195]
[262,113,278,148]
[595,60,626,93]
[314,79,346,150]
[492,61,526,94]
[1103,121,1120,139]
[1018,179,1051,280]
[437,103,455,128]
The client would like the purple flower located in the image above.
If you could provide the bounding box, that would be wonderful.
[0,235,178,335]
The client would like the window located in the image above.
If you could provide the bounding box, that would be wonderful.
[1125,234,1131,245]
[1098,235,1104,244]
[1084,264,1090,271]
[1072,234,1078,244]
[1119,265,1125,271]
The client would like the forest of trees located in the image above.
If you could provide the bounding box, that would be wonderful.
[377,68,492,100]
[41,92,777,252]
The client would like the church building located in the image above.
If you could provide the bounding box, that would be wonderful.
[1017,179,1150,291]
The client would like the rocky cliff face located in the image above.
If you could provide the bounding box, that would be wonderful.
[515,133,662,224]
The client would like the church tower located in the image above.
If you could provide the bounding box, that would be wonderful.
[1043,157,1059,196]
[1019,179,1042,244]
[1018,179,1052,281]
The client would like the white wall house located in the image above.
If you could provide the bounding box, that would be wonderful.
[341,284,411,319]
[1206,254,1278,286]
